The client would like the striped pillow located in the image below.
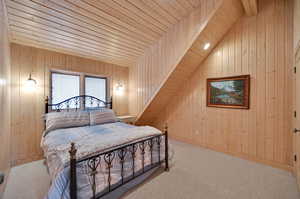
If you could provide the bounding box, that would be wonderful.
[45,111,90,133]
[90,109,117,125]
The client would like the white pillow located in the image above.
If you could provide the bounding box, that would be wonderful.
[90,109,117,125]
[45,111,90,133]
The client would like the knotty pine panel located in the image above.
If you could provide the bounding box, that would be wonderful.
[0,0,11,196]
[0,0,11,173]
[5,0,205,66]
[295,0,300,52]
[241,0,258,16]
[152,0,294,170]
[129,0,221,116]
[10,43,129,166]
[135,0,244,124]
[294,0,300,176]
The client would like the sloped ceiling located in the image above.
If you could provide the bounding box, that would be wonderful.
[5,0,204,67]
[135,0,244,125]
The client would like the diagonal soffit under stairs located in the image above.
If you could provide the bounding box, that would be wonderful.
[136,0,245,125]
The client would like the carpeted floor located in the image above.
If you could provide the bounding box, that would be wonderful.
[3,140,300,199]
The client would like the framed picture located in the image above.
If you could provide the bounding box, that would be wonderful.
[207,75,250,109]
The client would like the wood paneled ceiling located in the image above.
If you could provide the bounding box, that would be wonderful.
[5,0,204,67]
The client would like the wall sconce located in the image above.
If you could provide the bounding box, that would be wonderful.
[115,82,124,96]
[24,73,37,92]
[0,78,6,86]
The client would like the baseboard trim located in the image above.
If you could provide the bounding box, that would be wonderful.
[10,155,43,167]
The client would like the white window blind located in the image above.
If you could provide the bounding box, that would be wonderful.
[85,77,106,107]
[51,73,80,108]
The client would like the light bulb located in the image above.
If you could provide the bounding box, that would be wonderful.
[117,84,124,91]
[203,43,210,50]
[0,78,6,86]
[115,83,124,96]
[24,74,37,92]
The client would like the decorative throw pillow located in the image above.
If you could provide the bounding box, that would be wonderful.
[45,111,90,133]
[89,109,117,125]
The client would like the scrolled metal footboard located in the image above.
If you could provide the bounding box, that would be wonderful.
[69,126,169,199]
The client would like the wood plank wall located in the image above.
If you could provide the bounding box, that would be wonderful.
[294,0,300,176]
[10,43,129,166]
[0,0,11,195]
[152,0,294,170]
[135,0,244,125]
[295,0,300,52]
[129,0,221,116]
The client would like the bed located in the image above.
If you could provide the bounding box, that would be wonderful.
[42,95,170,199]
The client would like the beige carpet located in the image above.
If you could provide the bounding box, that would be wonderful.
[3,140,300,199]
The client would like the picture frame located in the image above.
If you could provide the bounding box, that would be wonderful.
[206,75,250,109]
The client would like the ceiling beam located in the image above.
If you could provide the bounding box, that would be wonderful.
[241,0,258,16]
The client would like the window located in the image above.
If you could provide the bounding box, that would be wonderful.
[51,72,108,108]
[51,73,80,108]
[85,76,107,107]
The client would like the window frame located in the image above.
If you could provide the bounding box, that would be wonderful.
[49,70,110,106]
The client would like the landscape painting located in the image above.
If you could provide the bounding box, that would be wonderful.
[207,75,250,109]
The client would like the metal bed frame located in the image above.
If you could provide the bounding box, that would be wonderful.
[45,95,169,199]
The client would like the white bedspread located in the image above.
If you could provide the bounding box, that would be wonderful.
[41,122,166,199]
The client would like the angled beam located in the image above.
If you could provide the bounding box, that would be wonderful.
[241,0,258,16]
[136,0,244,125]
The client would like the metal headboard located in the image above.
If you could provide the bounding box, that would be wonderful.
[45,95,113,113]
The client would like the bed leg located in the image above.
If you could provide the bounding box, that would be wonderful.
[69,142,77,199]
[164,124,169,172]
